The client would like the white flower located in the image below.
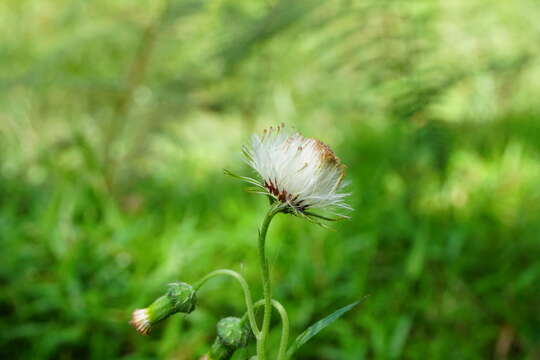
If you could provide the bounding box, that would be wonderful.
[238,124,351,219]
[130,308,151,335]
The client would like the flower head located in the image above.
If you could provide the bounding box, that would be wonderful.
[234,124,351,221]
[130,282,197,335]
[130,308,151,335]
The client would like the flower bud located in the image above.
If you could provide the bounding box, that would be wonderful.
[130,282,197,335]
[217,317,251,348]
[207,317,252,360]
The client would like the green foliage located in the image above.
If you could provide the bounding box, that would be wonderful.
[1,0,540,359]
[286,298,366,359]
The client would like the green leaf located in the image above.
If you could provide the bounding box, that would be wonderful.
[286,297,368,359]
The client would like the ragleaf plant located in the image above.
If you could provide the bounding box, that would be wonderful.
[131,124,362,359]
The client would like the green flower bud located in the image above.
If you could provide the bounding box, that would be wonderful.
[207,317,252,360]
[130,282,196,335]
[217,317,251,348]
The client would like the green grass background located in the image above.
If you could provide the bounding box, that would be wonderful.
[1,0,540,359]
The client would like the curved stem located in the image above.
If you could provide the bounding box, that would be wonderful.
[195,269,260,338]
[257,204,283,360]
[253,299,290,360]
[271,300,290,360]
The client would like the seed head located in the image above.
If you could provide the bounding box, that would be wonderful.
[237,124,351,221]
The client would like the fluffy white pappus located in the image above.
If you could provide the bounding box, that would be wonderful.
[130,308,151,335]
[242,124,351,217]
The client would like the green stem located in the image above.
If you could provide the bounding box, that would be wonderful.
[252,299,290,360]
[257,204,283,360]
[195,269,260,338]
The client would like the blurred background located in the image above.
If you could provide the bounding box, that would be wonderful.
[1,0,540,359]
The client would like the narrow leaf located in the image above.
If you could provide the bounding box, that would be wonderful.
[286,297,368,359]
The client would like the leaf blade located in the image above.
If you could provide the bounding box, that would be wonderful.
[286,297,368,359]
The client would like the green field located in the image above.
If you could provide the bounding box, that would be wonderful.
[1,0,540,359]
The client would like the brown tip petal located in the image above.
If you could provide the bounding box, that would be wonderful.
[130,309,151,335]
